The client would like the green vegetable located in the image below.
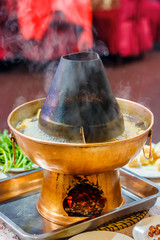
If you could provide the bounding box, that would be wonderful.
[0,129,39,173]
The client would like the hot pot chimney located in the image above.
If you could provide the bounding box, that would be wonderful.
[39,51,124,143]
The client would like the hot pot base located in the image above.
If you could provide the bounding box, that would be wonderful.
[8,97,153,225]
[37,169,124,225]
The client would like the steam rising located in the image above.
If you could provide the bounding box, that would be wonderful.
[116,82,131,100]
[13,96,26,109]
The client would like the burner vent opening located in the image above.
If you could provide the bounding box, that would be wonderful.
[63,183,106,217]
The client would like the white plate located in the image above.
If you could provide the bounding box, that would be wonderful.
[124,143,160,178]
[132,215,160,240]
[69,231,133,240]
[0,164,39,173]
[124,165,160,178]
[0,172,7,179]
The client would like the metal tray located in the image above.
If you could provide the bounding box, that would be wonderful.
[0,168,160,240]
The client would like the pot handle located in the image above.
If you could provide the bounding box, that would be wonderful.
[80,127,86,143]
[9,132,16,164]
[142,129,153,160]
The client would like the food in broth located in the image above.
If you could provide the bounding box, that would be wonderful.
[16,109,147,143]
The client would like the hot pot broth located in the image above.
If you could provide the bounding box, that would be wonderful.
[16,109,147,143]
